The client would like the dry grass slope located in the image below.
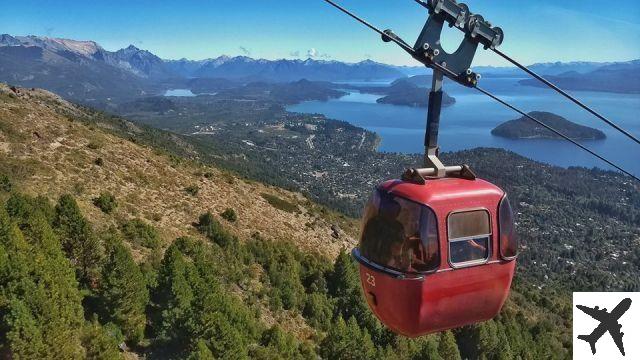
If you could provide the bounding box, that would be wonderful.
[0,84,357,261]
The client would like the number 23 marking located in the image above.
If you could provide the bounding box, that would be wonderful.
[366,273,376,287]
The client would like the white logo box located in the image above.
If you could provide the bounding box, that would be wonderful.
[573,292,640,359]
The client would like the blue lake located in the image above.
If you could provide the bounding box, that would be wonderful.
[164,89,196,97]
[163,89,219,97]
[288,78,640,177]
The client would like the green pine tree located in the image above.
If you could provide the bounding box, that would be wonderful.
[53,194,102,287]
[196,212,235,247]
[260,325,299,359]
[188,339,215,360]
[319,316,377,360]
[81,320,123,360]
[153,244,197,350]
[416,335,443,360]
[0,208,85,359]
[99,229,149,345]
[328,250,385,344]
[438,331,461,360]
[197,312,247,359]
[477,320,499,360]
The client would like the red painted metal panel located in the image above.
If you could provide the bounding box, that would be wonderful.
[356,177,516,337]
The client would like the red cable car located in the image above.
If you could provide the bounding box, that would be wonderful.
[349,51,518,338]
[333,0,518,337]
[352,172,518,337]
[350,73,519,335]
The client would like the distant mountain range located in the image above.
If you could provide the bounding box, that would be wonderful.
[1,34,638,101]
[395,60,640,93]
[170,57,404,82]
[518,60,640,94]
[396,61,627,78]
[0,35,152,100]
[0,34,402,102]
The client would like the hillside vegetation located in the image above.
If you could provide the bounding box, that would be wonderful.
[0,84,355,258]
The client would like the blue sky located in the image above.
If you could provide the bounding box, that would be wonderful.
[2,0,639,66]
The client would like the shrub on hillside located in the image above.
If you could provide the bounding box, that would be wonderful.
[87,140,103,150]
[196,212,235,247]
[260,193,298,213]
[121,218,161,249]
[0,174,11,192]
[184,185,199,196]
[220,208,237,222]
[93,192,118,214]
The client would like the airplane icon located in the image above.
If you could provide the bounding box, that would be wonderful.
[576,298,632,356]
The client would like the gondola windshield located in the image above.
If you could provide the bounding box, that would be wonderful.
[360,189,439,273]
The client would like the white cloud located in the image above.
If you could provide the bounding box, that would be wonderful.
[307,48,318,58]
[306,48,331,59]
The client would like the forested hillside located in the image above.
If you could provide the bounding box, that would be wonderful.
[0,192,572,359]
[2,84,638,359]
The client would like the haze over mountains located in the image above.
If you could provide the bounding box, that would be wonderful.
[0,34,402,84]
[1,34,639,102]
[518,60,640,94]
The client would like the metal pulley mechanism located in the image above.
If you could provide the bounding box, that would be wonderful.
[412,0,504,87]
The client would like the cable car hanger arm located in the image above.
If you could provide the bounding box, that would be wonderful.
[324,0,486,87]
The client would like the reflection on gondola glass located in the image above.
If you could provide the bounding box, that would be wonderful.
[448,210,491,265]
[360,189,439,272]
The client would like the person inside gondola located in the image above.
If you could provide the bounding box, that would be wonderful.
[361,214,407,269]
[450,237,488,263]
[360,193,411,270]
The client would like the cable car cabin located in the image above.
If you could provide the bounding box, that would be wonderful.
[352,177,517,337]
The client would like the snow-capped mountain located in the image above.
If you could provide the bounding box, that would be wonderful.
[185,56,403,81]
